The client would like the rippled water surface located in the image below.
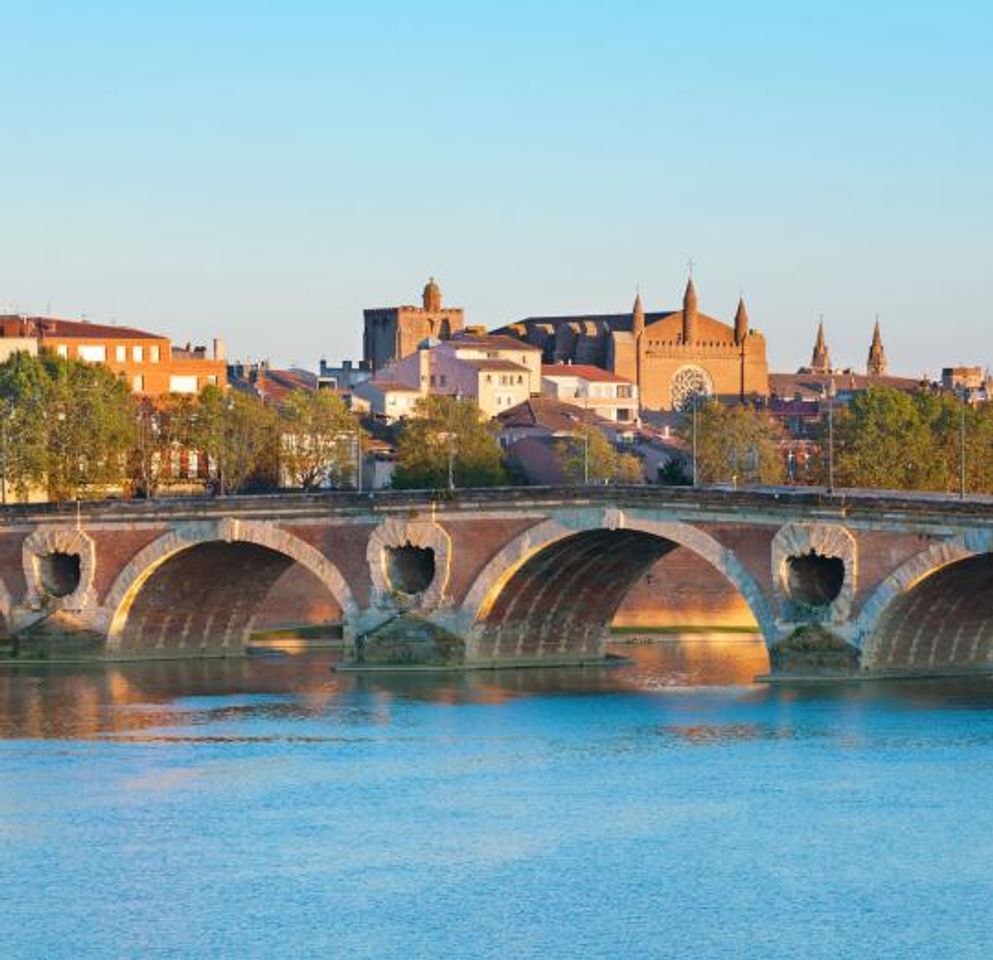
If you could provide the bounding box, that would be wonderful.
[3,637,993,959]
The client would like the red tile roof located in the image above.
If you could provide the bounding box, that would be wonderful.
[541,364,633,384]
[461,358,529,372]
[1,315,165,341]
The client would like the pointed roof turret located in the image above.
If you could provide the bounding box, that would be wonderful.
[810,316,831,373]
[867,316,887,376]
[682,277,698,344]
[422,276,442,312]
[632,291,645,338]
[734,296,749,345]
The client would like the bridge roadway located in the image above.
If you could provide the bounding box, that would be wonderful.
[3,484,993,676]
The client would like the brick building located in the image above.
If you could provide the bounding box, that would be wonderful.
[363,278,464,372]
[0,315,227,396]
[495,278,769,412]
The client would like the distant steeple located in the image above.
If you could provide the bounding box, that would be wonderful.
[632,291,645,339]
[682,277,697,344]
[734,296,749,346]
[810,317,831,373]
[867,317,887,376]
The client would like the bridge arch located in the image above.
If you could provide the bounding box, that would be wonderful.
[856,531,993,670]
[458,508,775,663]
[104,519,358,654]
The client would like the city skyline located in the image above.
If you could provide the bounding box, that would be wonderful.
[2,1,990,375]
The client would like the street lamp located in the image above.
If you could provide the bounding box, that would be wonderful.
[436,431,456,491]
[960,387,967,500]
[691,392,700,487]
[825,377,836,494]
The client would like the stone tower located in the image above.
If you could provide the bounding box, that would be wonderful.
[682,277,698,344]
[867,318,887,376]
[810,318,832,373]
[423,277,442,312]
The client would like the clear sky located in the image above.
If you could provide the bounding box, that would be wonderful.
[1,1,990,376]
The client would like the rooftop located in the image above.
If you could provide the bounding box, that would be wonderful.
[496,397,616,433]
[450,332,542,352]
[461,358,530,372]
[0,314,165,341]
[542,364,633,384]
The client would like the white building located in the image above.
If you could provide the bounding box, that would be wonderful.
[541,364,639,424]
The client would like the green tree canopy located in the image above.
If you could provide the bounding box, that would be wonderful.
[278,389,361,490]
[0,352,137,501]
[555,424,644,485]
[678,401,785,485]
[392,395,506,489]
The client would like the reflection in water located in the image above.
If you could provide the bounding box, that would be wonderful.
[6,634,993,960]
[3,633,993,740]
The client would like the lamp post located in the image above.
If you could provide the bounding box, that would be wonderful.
[691,393,699,487]
[960,388,967,500]
[826,377,836,494]
[436,431,456,491]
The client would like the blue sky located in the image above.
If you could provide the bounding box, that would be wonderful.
[1,1,990,375]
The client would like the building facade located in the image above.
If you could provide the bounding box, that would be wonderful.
[0,315,226,396]
[363,278,465,372]
[541,364,639,424]
[496,278,769,412]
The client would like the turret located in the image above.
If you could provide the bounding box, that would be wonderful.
[810,317,831,373]
[422,276,442,312]
[734,297,749,346]
[632,292,645,339]
[682,277,697,344]
[867,317,887,376]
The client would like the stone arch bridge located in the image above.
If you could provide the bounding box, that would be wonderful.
[3,486,993,677]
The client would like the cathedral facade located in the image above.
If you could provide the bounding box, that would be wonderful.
[496,279,769,411]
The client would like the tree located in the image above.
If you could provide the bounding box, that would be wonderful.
[392,395,506,489]
[820,386,993,493]
[556,424,644,484]
[278,389,361,490]
[193,386,279,494]
[0,351,50,501]
[678,401,785,485]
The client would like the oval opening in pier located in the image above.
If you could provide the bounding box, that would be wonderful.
[38,552,81,598]
[786,552,844,607]
[386,545,436,595]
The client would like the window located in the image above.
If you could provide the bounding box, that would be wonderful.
[150,345,160,363]
[206,375,217,385]
[617,408,632,422]
[439,374,447,387]
[187,451,199,478]
[168,374,197,394]
[132,345,144,363]
[131,375,144,393]
[115,345,126,362]
[56,344,68,359]
[617,385,632,399]
[78,344,107,363]
[429,375,436,387]
[170,449,181,477]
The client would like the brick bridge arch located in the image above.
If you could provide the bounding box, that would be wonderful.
[455,508,775,663]
[855,530,993,671]
[104,519,358,654]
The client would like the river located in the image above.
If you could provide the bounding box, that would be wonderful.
[2,636,993,959]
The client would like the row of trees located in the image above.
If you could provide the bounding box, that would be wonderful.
[0,353,361,502]
[674,387,993,495]
[4,352,989,501]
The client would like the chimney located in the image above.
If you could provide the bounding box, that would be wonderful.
[213,337,226,361]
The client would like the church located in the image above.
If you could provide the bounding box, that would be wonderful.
[495,278,770,411]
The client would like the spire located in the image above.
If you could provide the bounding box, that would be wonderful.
[867,316,887,376]
[682,277,697,344]
[734,296,749,346]
[810,316,831,373]
[632,291,645,338]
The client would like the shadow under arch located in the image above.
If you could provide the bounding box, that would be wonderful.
[857,533,993,671]
[458,511,775,664]
[104,520,358,655]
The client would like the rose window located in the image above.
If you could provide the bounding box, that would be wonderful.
[671,366,713,410]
